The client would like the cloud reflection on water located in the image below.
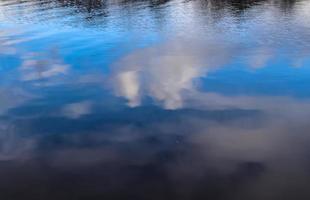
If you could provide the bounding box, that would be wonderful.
[20,49,70,82]
[109,36,309,109]
[110,38,236,109]
[1,0,310,199]
[1,94,310,199]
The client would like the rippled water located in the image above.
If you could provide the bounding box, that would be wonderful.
[1,0,310,199]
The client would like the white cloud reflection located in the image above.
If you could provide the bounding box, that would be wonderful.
[110,38,235,109]
[20,50,70,82]
[61,101,93,119]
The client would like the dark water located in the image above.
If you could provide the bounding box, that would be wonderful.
[1,0,310,199]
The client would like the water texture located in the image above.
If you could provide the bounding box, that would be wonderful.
[1,0,310,199]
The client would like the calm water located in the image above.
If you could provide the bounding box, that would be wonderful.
[1,0,310,199]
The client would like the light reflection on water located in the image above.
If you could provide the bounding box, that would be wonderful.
[1,0,310,199]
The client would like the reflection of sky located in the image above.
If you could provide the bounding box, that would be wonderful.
[1,0,310,199]
[2,89,310,199]
[0,0,309,125]
[202,58,310,97]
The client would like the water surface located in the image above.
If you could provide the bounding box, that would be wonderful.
[1,0,310,199]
